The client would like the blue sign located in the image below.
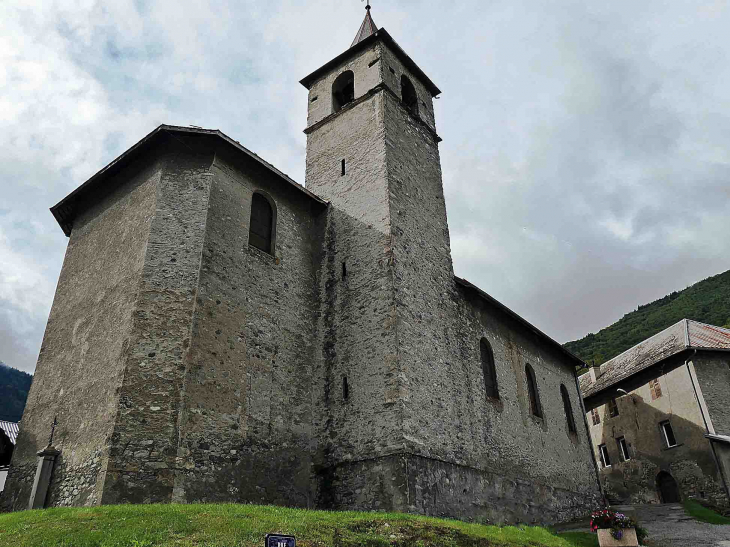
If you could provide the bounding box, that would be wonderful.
[265,534,296,547]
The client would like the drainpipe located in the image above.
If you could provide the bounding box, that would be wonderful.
[575,369,607,506]
[685,348,730,501]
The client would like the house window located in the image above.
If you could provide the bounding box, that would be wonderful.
[480,338,499,399]
[608,398,619,418]
[561,385,577,433]
[525,364,542,418]
[249,193,275,254]
[332,70,355,113]
[599,444,611,468]
[649,378,663,400]
[617,436,631,461]
[661,421,678,448]
[400,74,419,116]
[590,407,601,426]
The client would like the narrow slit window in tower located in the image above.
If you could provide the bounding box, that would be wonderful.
[343,376,349,401]
[342,261,347,279]
[341,159,346,176]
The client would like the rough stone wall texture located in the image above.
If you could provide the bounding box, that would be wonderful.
[1,157,161,511]
[584,354,728,506]
[101,140,215,504]
[694,353,730,436]
[171,150,323,507]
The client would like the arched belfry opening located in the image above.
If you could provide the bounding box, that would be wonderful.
[401,75,418,116]
[332,71,355,113]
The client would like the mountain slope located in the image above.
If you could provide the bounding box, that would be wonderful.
[565,269,730,365]
[0,362,33,422]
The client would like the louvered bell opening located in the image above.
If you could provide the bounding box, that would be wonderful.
[249,194,273,254]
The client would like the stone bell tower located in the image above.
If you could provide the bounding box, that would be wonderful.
[301,6,456,511]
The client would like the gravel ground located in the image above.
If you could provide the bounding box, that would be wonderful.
[613,504,730,547]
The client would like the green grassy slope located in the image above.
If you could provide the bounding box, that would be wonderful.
[565,269,730,366]
[0,362,32,423]
[0,503,597,547]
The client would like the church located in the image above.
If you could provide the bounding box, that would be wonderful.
[1,7,601,523]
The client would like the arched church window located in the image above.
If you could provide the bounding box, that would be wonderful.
[332,71,355,113]
[401,75,419,116]
[249,192,275,254]
[525,364,542,418]
[561,384,577,433]
[480,338,499,399]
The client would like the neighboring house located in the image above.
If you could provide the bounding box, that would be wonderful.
[580,319,730,505]
[0,420,19,493]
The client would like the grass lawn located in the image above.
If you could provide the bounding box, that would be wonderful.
[683,499,730,525]
[0,503,598,547]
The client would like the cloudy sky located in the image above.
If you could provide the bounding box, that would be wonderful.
[2,0,730,374]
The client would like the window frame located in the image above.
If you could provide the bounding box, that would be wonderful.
[599,443,611,468]
[660,420,678,448]
[248,191,277,255]
[590,407,601,426]
[607,398,620,418]
[525,364,542,418]
[560,384,577,434]
[480,338,499,400]
[649,378,663,400]
[617,436,631,461]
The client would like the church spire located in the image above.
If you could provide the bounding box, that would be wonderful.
[351,3,378,47]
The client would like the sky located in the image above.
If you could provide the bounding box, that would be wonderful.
[2,0,730,374]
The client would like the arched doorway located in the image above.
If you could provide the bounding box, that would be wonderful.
[657,471,681,503]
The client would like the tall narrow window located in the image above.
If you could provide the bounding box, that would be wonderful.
[400,75,419,116]
[649,378,663,400]
[661,421,677,448]
[590,407,601,426]
[480,338,499,399]
[561,385,577,433]
[608,398,619,418]
[599,444,611,467]
[342,376,349,401]
[341,159,346,176]
[249,193,274,254]
[332,70,354,113]
[617,437,631,461]
[525,364,542,418]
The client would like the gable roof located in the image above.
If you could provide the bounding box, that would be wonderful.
[455,277,585,369]
[0,421,19,445]
[300,28,441,97]
[580,319,730,398]
[50,125,327,237]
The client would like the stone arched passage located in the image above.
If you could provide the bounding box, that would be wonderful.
[656,471,681,503]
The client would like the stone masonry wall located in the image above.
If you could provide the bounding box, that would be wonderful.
[102,139,215,504]
[170,150,324,506]
[1,158,161,511]
[694,353,730,436]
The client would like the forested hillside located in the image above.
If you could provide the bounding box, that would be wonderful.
[565,269,730,366]
[0,362,32,422]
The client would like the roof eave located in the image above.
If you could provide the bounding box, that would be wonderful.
[300,28,442,97]
[454,276,585,369]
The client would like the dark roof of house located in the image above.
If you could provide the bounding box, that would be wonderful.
[0,420,19,445]
[50,125,327,236]
[580,319,730,398]
[455,277,585,369]
[300,28,441,97]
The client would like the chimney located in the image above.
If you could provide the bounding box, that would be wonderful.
[589,363,601,383]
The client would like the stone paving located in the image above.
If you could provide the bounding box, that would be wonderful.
[613,504,730,547]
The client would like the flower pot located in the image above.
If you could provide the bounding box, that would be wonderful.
[597,528,639,547]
